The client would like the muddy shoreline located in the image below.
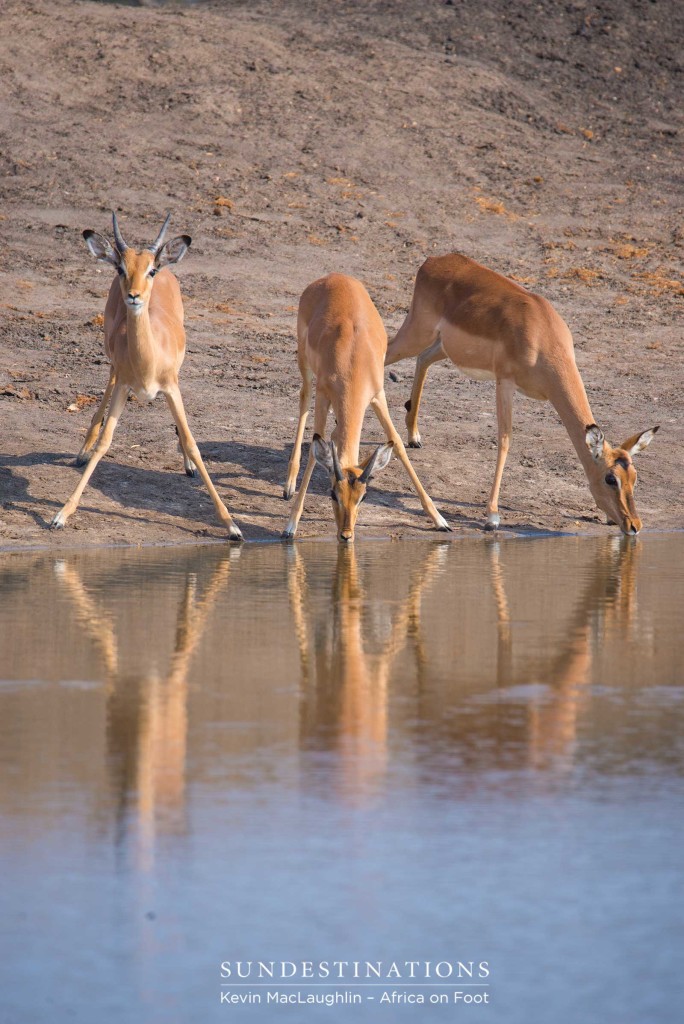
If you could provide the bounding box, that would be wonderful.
[1,0,682,549]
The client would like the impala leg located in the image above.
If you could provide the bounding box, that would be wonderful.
[284,366,313,500]
[51,382,129,529]
[75,368,116,465]
[175,425,197,477]
[282,391,330,539]
[385,302,437,366]
[370,390,451,532]
[164,385,243,541]
[403,337,446,448]
[485,379,515,531]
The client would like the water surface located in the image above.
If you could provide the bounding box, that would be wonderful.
[1,535,682,1023]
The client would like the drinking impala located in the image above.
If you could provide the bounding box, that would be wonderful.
[385,253,659,534]
[283,273,450,542]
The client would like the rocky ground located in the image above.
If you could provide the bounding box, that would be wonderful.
[0,0,681,548]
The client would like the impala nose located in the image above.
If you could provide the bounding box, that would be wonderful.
[340,531,353,543]
[128,292,140,301]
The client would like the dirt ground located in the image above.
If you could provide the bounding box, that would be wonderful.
[1,0,682,549]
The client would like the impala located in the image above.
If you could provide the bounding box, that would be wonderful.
[385,254,659,534]
[283,273,450,541]
[50,212,242,539]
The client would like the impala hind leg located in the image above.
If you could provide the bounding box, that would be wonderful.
[385,300,438,366]
[370,390,450,532]
[284,365,313,499]
[165,385,242,541]
[485,379,515,531]
[75,368,116,465]
[51,382,129,529]
[403,337,446,448]
[282,391,330,539]
[175,426,197,477]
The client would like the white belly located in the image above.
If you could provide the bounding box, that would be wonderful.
[135,386,160,403]
[455,365,497,383]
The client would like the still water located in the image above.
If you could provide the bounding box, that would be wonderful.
[0,535,682,1024]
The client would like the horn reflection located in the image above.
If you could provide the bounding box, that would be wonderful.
[53,550,236,869]
[288,543,448,802]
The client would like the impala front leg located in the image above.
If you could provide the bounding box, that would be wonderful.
[51,381,129,529]
[282,391,330,539]
[175,426,197,477]
[403,337,446,448]
[370,391,451,532]
[164,385,243,541]
[485,379,515,531]
[76,367,116,465]
[284,366,312,499]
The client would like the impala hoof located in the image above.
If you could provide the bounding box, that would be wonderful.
[408,439,422,449]
[283,486,294,500]
[227,525,243,542]
[281,529,295,541]
[50,512,67,530]
[435,513,451,532]
[484,514,500,532]
[185,467,197,478]
[75,452,90,467]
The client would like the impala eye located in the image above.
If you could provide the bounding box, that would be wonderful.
[330,491,339,503]
[605,473,618,487]
[148,268,157,278]
[117,266,125,276]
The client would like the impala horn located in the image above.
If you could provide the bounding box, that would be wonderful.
[111,211,128,254]
[331,441,344,483]
[148,211,172,255]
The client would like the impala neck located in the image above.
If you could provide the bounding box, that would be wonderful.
[125,304,157,382]
[544,356,601,488]
[334,398,366,468]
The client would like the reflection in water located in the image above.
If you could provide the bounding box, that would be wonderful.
[52,552,236,868]
[0,535,682,1024]
[483,537,641,773]
[524,537,639,771]
[290,544,447,801]
[0,536,679,831]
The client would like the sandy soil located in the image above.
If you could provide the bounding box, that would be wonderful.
[1,0,682,548]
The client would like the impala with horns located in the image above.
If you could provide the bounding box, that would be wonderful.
[385,253,659,534]
[283,273,450,542]
[50,212,242,539]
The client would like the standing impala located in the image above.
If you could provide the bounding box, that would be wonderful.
[283,273,450,542]
[385,253,659,534]
[50,212,242,540]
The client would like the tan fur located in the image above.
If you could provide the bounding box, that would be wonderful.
[50,214,242,538]
[386,253,659,534]
[283,273,449,541]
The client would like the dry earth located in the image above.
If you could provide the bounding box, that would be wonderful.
[0,0,682,548]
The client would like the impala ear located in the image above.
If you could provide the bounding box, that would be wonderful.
[585,424,606,462]
[620,425,660,457]
[359,442,394,483]
[83,230,120,268]
[156,235,191,267]
[312,434,335,475]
